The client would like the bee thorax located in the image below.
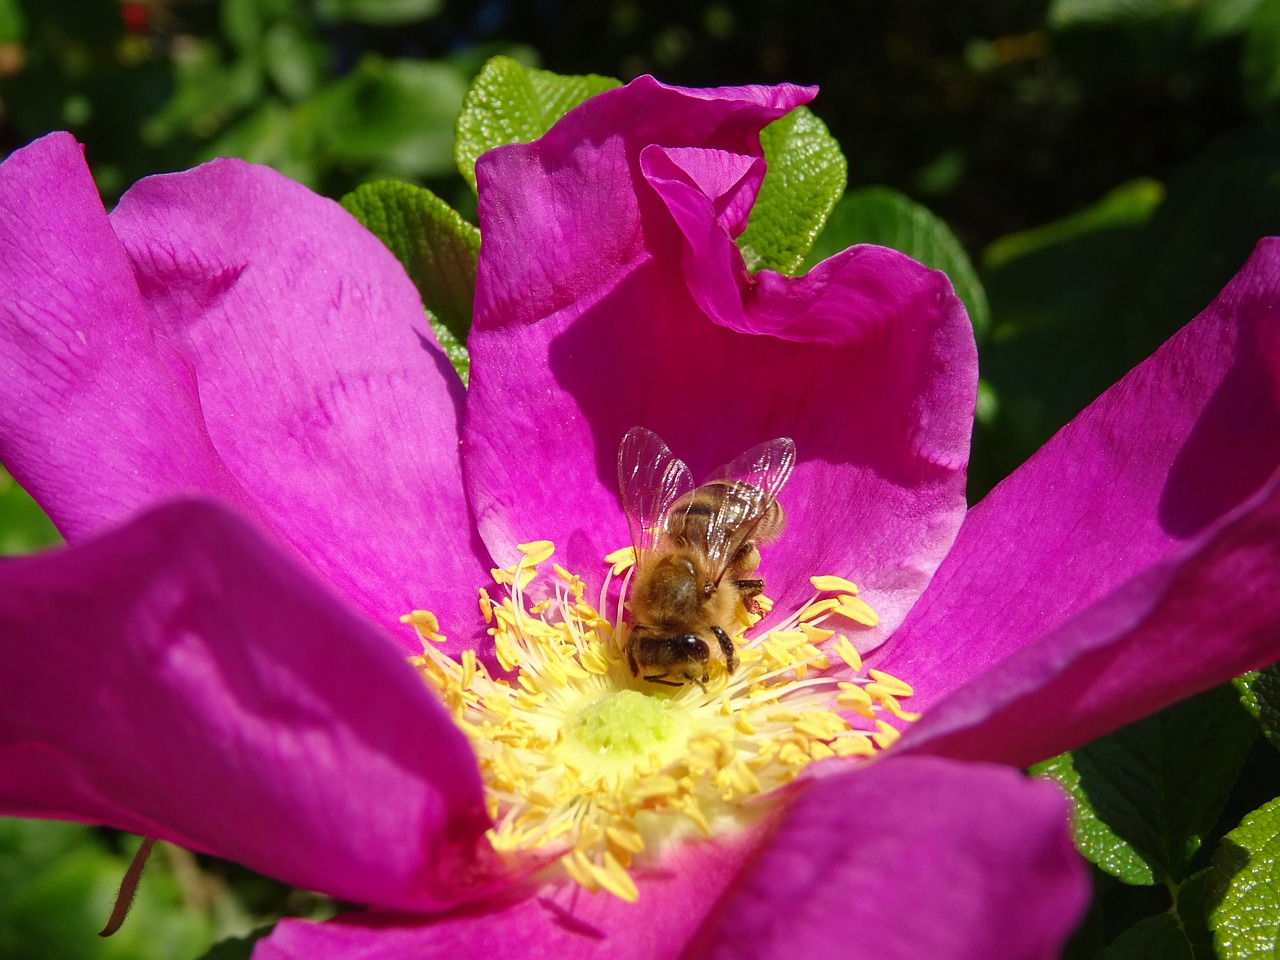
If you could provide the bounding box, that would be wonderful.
[632,554,704,624]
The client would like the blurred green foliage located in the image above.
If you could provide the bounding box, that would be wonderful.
[0,466,59,554]
[0,820,217,960]
[4,3,1280,958]
[0,0,519,204]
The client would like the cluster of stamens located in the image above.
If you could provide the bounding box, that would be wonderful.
[403,542,918,902]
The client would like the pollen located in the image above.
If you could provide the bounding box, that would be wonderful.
[403,545,918,902]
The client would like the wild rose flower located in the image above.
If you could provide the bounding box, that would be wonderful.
[2,77,1279,960]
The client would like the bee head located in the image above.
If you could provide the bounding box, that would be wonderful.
[671,633,709,663]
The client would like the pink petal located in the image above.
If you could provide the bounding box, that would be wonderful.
[465,79,975,648]
[695,758,1087,960]
[0,132,489,646]
[253,826,762,960]
[253,757,1085,960]
[0,134,256,535]
[876,237,1280,709]
[471,77,815,338]
[900,467,1280,767]
[0,499,499,911]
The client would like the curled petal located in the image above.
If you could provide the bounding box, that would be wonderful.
[0,500,498,911]
[466,80,975,647]
[472,77,815,335]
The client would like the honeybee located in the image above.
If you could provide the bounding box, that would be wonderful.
[617,426,796,688]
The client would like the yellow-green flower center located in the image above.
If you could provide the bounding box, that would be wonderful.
[402,541,917,902]
[568,689,680,756]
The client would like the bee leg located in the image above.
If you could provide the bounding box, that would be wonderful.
[711,625,738,674]
[730,542,761,575]
[644,675,684,687]
[734,578,765,616]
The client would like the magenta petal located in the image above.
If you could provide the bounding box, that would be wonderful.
[0,132,488,644]
[695,758,1087,960]
[0,500,497,911]
[253,830,760,960]
[900,468,1280,767]
[0,134,257,536]
[878,237,1280,705]
[472,77,815,336]
[254,758,1085,960]
[466,78,812,577]
[466,79,975,645]
[645,138,977,639]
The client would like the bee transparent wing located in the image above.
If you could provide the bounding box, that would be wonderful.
[617,427,694,564]
[700,436,797,578]
[708,436,798,496]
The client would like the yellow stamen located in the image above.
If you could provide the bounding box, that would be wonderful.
[798,597,840,621]
[810,575,860,594]
[517,540,556,564]
[833,635,863,672]
[836,596,880,627]
[872,719,901,749]
[604,546,636,575]
[868,669,914,697]
[799,622,835,644]
[409,547,917,902]
[400,610,447,645]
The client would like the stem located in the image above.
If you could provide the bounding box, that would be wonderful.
[98,835,156,937]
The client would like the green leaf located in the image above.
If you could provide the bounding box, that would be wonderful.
[1207,797,1280,958]
[1097,867,1216,960]
[0,467,60,555]
[1050,0,1265,41]
[1099,912,1195,960]
[1036,750,1156,885]
[1242,0,1280,112]
[1113,130,1280,350]
[0,0,26,43]
[1235,665,1280,753]
[340,181,479,340]
[1206,0,1270,41]
[143,40,265,147]
[196,52,468,189]
[304,56,467,181]
[1049,0,1196,28]
[973,178,1163,494]
[983,177,1163,341]
[341,180,478,383]
[262,21,325,102]
[426,318,471,384]
[221,0,295,55]
[1032,685,1258,885]
[454,55,621,192]
[805,185,990,339]
[979,139,1280,497]
[202,99,315,186]
[1173,868,1217,960]
[316,0,442,25]
[737,106,847,276]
